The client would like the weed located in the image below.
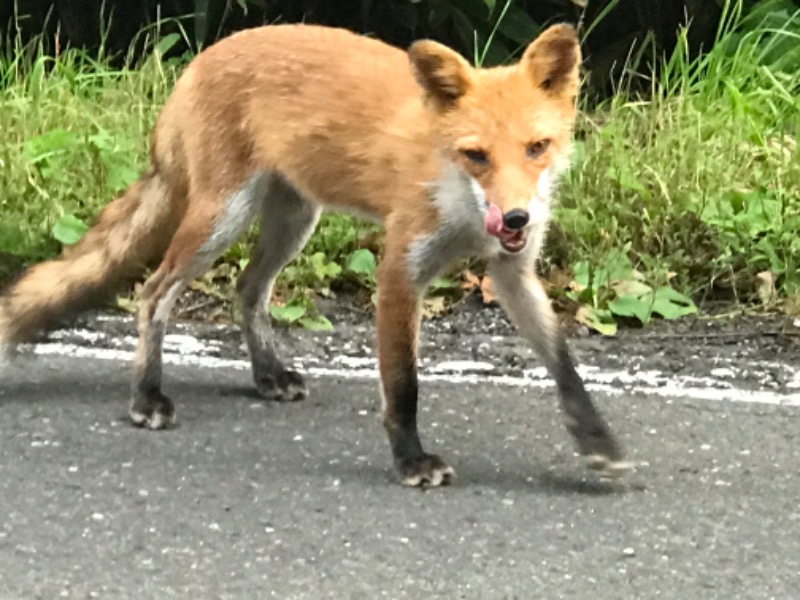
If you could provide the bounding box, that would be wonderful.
[557,0,800,329]
[0,34,176,261]
[0,1,797,334]
[269,295,333,331]
[565,245,696,335]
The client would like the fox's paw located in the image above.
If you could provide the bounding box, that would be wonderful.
[569,421,631,480]
[584,454,635,481]
[129,391,176,430]
[254,369,307,402]
[398,454,455,488]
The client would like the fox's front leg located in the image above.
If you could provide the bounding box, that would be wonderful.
[490,256,631,479]
[376,240,455,487]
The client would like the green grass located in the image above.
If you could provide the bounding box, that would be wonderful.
[559,0,800,314]
[0,0,798,329]
[0,43,172,261]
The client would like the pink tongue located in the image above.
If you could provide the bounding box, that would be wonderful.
[484,204,504,236]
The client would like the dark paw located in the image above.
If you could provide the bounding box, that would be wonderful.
[397,454,455,488]
[129,391,176,430]
[254,369,307,402]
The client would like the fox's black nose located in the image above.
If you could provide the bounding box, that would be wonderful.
[503,209,529,230]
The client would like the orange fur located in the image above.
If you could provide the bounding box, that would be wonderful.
[0,24,628,485]
[0,169,180,345]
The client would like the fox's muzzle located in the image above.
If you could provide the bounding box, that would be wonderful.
[483,204,529,253]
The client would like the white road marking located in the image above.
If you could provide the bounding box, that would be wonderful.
[18,326,800,409]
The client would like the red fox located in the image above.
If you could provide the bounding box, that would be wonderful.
[0,24,630,486]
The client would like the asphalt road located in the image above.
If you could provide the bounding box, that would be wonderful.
[1,347,799,599]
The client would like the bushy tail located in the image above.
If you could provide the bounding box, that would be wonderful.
[0,168,179,347]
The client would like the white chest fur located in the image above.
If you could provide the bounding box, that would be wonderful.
[405,161,553,288]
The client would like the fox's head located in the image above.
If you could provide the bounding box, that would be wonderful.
[409,25,580,253]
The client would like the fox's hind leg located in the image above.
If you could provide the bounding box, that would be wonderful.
[130,175,265,428]
[237,178,321,401]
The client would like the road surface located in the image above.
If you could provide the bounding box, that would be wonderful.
[1,316,798,599]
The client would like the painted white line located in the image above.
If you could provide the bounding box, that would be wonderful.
[20,338,800,409]
[31,342,250,371]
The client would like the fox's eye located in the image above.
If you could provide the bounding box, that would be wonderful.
[526,139,550,159]
[461,148,490,166]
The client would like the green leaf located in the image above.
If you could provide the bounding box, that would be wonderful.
[346,249,377,278]
[104,161,140,193]
[309,252,342,280]
[495,5,541,46]
[650,287,697,320]
[429,277,459,291]
[27,55,51,96]
[154,33,181,56]
[607,165,649,197]
[87,130,140,192]
[194,0,210,46]
[23,129,77,163]
[605,248,636,283]
[269,304,306,323]
[611,279,652,297]
[52,214,89,246]
[570,141,586,168]
[572,261,591,290]
[575,306,617,336]
[608,293,653,324]
[299,315,334,331]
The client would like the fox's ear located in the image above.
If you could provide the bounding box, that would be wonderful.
[522,24,581,95]
[408,40,472,109]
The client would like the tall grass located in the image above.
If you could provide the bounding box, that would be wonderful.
[560,0,800,303]
[0,0,797,323]
[0,38,176,262]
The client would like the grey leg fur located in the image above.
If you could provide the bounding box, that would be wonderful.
[237,178,321,401]
[490,255,631,479]
[130,176,265,428]
[130,273,184,429]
